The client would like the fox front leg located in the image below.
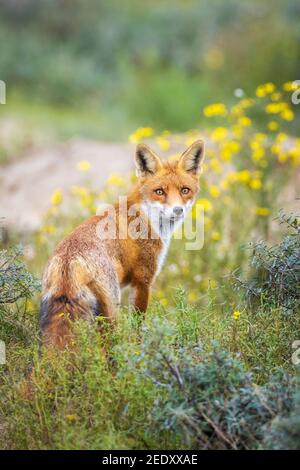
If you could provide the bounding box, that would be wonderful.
[130,281,150,314]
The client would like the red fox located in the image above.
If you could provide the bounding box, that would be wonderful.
[40,140,205,347]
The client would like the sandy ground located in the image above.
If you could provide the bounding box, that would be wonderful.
[0,139,135,231]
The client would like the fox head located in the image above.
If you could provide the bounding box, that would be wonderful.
[135,140,205,228]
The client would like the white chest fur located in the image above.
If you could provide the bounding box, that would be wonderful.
[156,238,171,276]
[141,202,177,276]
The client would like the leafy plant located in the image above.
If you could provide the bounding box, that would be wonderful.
[133,332,295,449]
[265,375,300,449]
[233,210,300,314]
[0,246,40,305]
[0,246,40,344]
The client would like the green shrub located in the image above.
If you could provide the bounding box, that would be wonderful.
[0,288,298,449]
[0,246,39,305]
[0,246,40,344]
[265,376,300,449]
[233,211,300,314]
[130,328,295,449]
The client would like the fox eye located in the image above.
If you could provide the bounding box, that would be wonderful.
[155,188,164,196]
[181,187,190,194]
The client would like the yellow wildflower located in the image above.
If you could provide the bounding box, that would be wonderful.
[160,298,168,307]
[129,127,154,143]
[204,217,212,229]
[211,231,221,241]
[77,160,91,172]
[238,116,252,127]
[265,82,276,93]
[51,188,63,206]
[211,127,228,141]
[188,291,198,302]
[276,132,288,143]
[43,224,56,235]
[65,414,78,423]
[227,172,239,184]
[255,207,270,216]
[221,141,240,161]
[265,102,288,114]
[71,186,88,197]
[232,99,255,115]
[277,152,289,163]
[289,147,300,165]
[210,158,222,173]
[220,179,229,190]
[202,163,209,173]
[268,121,279,131]
[253,149,266,162]
[197,198,213,212]
[232,310,241,320]
[203,102,227,117]
[256,82,275,97]
[249,178,262,190]
[271,144,280,154]
[129,133,139,144]
[254,133,267,142]
[282,81,298,92]
[81,194,94,210]
[239,98,255,108]
[205,279,217,289]
[71,186,94,209]
[138,126,153,137]
[209,185,221,198]
[237,170,251,183]
[156,136,170,151]
[107,174,124,186]
[280,109,294,121]
[232,124,244,138]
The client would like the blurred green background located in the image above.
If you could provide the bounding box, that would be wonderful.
[0,0,300,140]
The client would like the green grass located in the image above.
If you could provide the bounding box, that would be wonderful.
[0,206,299,449]
[1,92,134,146]
[0,288,298,450]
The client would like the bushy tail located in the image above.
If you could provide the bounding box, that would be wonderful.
[40,255,114,348]
[40,294,91,348]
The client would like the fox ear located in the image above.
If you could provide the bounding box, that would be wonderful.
[178,140,205,175]
[135,144,163,177]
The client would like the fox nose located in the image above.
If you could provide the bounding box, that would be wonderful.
[173,206,184,216]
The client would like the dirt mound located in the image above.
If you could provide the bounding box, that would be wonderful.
[0,139,134,231]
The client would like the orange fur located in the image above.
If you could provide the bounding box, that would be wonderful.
[40,141,205,348]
